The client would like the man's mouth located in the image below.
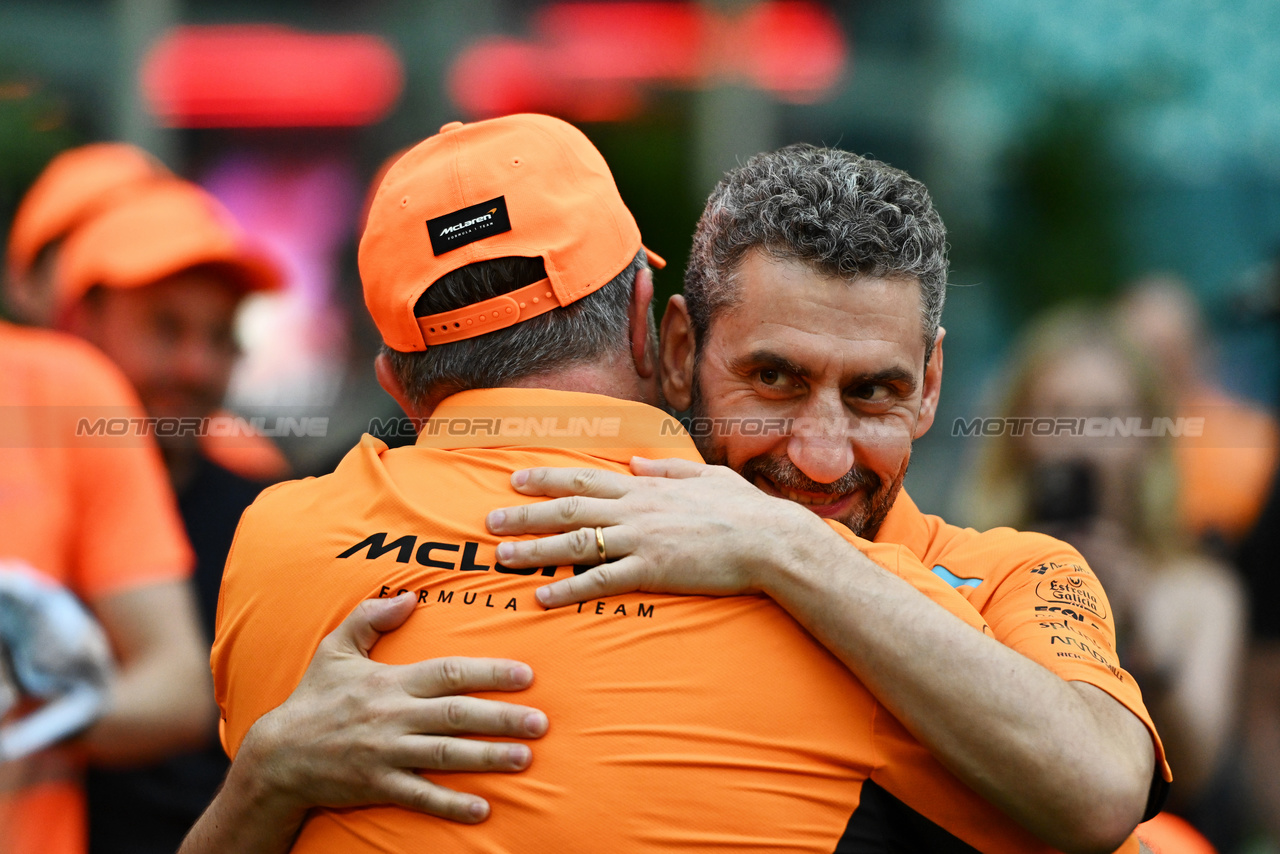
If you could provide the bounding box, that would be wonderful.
[753,475,858,517]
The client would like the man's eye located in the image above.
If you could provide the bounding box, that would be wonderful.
[851,384,890,402]
[759,369,786,386]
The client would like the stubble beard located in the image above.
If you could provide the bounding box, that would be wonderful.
[688,372,907,540]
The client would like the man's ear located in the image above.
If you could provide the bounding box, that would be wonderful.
[914,326,945,439]
[375,352,424,421]
[659,294,696,411]
[628,266,656,379]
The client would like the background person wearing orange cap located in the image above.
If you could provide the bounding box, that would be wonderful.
[187,115,1158,854]
[0,320,210,854]
[44,176,293,854]
[4,140,291,485]
[4,142,169,328]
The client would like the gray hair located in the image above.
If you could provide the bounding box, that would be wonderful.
[685,144,948,364]
[384,251,646,404]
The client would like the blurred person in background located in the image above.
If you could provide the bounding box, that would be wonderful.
[957,305,1246,852]
[4,141,291,484]
[46,177,285,854]
[1117,276,1279,551]
[0,319,210,854]
[4,143,168,328]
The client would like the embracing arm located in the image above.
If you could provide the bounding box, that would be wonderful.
[179,594,548,854]
[489,460,1156,854]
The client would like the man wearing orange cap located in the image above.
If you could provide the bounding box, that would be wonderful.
[190,115,1160,853]
[4,142,168,327]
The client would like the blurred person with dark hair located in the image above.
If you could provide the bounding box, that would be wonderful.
[1117,275,1279,549]
[184,124,1165,854]
[0,319,207,854]
[957,305,1245,851]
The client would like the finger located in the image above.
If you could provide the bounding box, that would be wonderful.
[629,456,715,479]
[324,594,416,657]
[534,556,645,608]
[487,495,618,535]
[392,732,536,772]
[402,656,536,699]
[509,466,632,499]
[379,771,491,823]
[405,695,549,738]
[495,525,635,568]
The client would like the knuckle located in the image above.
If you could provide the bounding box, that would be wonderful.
[571,527,594,557]
[436,657,468,692]
[426,737,455,769]
[557,495,583,523]
[443,696,469,729]
[570,469,595,492]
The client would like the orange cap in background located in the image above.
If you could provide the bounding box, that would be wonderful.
[7,142,170,280]
[359,113,664,352]
[56,179,283,308]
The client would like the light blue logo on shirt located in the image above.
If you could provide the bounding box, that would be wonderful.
[932,565,982,589]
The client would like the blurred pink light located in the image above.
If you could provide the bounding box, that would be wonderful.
[142,25,403,128]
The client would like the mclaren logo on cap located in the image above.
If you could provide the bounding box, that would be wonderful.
[427,196,512,256]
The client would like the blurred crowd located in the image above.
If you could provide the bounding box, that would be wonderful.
[2,131,1280,854]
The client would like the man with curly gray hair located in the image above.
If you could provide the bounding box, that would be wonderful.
[685,144,947,368]
[492,144,1170,852]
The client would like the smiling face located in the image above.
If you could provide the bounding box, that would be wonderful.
[662,249,943,538]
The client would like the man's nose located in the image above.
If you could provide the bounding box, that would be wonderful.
[172,338,226,388]
[785,392,855,484]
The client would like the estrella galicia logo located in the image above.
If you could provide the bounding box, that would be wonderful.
[427,196,512,256]
[1035,575,1107,620]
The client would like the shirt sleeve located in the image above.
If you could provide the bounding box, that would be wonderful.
[965,534,1171,784]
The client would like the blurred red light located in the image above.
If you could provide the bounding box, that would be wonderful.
[142,26,403,128]
[448,1,847,121]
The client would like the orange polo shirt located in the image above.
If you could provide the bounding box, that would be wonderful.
[0,321,193,854]
[873,489,1173,801]
[215,388,1146,853]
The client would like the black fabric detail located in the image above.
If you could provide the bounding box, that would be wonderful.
[427,196,512,256]
[835,779,984,854]
[1144,763,1171,821]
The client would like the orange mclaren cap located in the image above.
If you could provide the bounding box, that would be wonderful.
[359,113,665,352]
[56,179,283,307]
[7,142,169,279]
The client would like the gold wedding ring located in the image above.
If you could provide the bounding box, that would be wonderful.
[595,526,608,562]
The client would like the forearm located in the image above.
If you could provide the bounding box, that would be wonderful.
[179,732,308,854]
[760,525,1152,854]
[81,644,214,764]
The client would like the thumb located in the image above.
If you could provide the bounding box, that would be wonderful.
[329,593,416,657]
[630,456,711,479]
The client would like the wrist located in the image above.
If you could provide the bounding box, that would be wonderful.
[233,709,310,822]
[754,505,851,599]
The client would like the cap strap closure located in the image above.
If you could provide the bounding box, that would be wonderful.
[418,277,563,347]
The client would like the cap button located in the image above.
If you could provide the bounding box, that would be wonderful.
[439,121,465,133]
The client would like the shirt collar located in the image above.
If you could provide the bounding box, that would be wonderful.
[873,488,932,554]
[414,387,702,466]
